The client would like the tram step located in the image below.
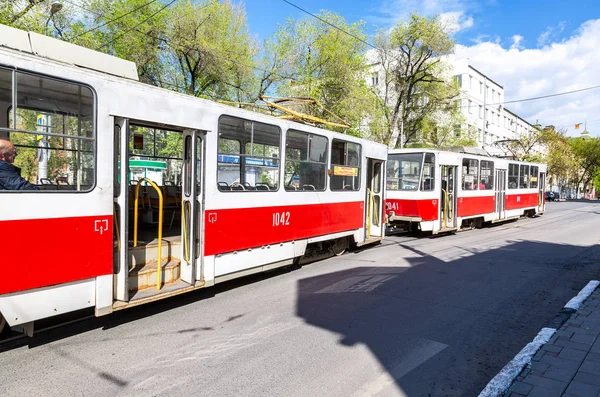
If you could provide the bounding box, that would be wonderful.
[128,239,181,269]
[128,259,181,292]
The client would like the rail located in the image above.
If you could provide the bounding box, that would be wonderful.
[441,188,448,229]
[133,178,164,291]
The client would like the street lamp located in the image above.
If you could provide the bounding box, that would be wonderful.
[45,2,63,36]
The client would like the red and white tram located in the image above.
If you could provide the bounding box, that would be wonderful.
[385,148,547,234]
[0,25,386,335]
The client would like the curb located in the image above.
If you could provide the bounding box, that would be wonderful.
[478,280,600,397]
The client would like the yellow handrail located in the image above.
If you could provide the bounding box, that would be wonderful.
[133,178,164,291]
[182,200,190,263]
[441,188,448,229]
[366,188,372,238]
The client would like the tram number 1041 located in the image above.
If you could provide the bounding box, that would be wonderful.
[272,211,291,227]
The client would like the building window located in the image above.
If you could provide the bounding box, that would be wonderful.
[491,112,495,125]
[498,92,501,103]
[468,100,473,114]
[455,75,463,87]
[492,88,495,100]
[284,130,328,191]
[479,105,482,118]
[371,72,378,86]
[479,81,483,95]
[469,75,473,89]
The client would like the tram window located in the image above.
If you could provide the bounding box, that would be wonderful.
[284,130,327,191]
[480,160,494,190]
[386,153,421,191]
[530,166,539,188]
[1,69,96,192]
[330,139,361,191]
[462,158,478,190]
[519,164,530,188]
[508,164,519,189]
[421,153,435,191]
[217,115,280,191]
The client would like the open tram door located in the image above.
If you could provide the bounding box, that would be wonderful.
[495,168,507,220]
[440,165,457,231]
[538,171,546,213]
[113,118,206,308]
[365,158,385,241]
[180,129,205,286]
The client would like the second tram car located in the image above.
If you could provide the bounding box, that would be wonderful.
[0,25,386,335]
[385,148,547,234]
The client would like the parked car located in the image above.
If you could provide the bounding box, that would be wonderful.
[545,191,558,201]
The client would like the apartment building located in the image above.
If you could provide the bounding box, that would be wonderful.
[451,58,544,156]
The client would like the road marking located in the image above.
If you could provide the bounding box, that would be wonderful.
[565,280,600,310]
[478,327,555,397]
[354,338,448,397]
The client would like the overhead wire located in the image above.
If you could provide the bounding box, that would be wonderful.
[96,0,177,50]
[70,0,158,41]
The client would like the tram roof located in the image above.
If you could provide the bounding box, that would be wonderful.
[0,24,139,81]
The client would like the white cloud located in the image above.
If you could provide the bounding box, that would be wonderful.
[439,11,474,34]
[537,21,566,47]
[510,34,524,49]
[372,0,475,34]
[455,19,600,136]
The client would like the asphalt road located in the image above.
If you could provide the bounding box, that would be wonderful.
[1,201,599,397]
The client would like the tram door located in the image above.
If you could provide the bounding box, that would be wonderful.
[366,159,385,238]
[181,130,204,285]
[440,165,457,228]
[495,169,507,219]
[538,172,546,211]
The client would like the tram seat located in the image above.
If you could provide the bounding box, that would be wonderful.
[40,178,53,185]
[256,183,270,191]
[231,183,245,191]
[243,182,257,191]
[218,182,231,191]
[303,184,315,191]
[343,185,353,190]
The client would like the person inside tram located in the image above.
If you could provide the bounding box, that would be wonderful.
[479,180,486,190]
[0,139,38,190]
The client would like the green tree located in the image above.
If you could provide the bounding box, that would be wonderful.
[570,136,600,198]
[163,0,258,101]
[371,14,459,148]
[269,11,373,135]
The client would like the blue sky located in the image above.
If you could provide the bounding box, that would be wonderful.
[244,0,600,136]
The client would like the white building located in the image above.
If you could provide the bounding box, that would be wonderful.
[451,58,544,157]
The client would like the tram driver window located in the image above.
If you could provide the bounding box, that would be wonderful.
[421,153,435,191]
[386,153,421,191]
[519,164,530,188]
[1,68,95,192]
[330,139,361,191]
[508,164,519,189]
[480,160,494,190]
[284,130,327,191]
[462,158,478,190]
[217,115,280,192]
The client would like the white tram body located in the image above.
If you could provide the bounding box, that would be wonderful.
[385,148,547,234]
[0,26,387,331]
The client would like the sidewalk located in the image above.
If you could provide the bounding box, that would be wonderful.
[506,287,600,397]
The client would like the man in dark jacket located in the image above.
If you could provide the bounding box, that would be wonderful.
[0,139,38,190]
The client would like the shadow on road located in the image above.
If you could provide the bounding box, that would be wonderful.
[296,238,600,396]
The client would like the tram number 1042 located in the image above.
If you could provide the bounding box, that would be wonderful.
[273,211,291,227]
